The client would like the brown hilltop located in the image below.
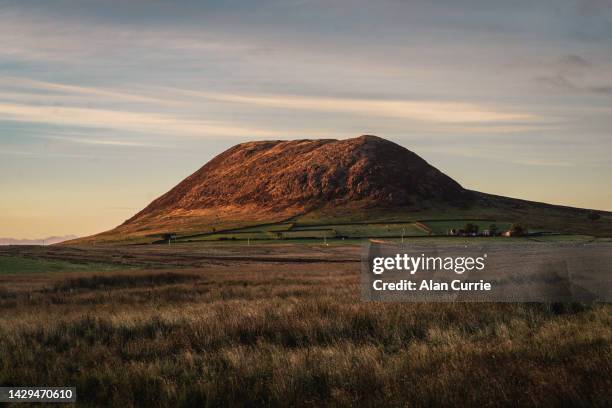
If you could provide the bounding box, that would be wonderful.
[121,135,464,229]
[75,135,467,241]
[67,134,611,244]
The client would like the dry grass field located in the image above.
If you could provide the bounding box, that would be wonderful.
[0,243,610,407]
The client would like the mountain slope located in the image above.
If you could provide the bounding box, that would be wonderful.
[69,135,611,244]
[131,134,464,218]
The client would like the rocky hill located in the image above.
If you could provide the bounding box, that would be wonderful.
[68,135,610,243]
[134,135,464,216]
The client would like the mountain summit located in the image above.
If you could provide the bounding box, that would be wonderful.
[108,135,466,236]
[134,135,462,216]
[70,135,608,243]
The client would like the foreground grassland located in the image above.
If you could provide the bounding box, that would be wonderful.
[0,244,610,407]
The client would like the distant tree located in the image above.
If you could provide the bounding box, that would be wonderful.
[464,223,479,234]
[489,224,498,235]
[510,223,526,236]
[212,227,216,233]
[587,212,601,222]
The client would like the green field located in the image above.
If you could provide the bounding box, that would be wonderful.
[291,222,428,237]
[0,255,125,275]
[172,218,520,243]
[228,223,295,233]
[177,222,427,242]
[181,231,278,242]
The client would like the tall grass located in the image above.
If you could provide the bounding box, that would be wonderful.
[0,265,610,407]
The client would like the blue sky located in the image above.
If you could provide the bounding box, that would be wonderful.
[1,0,611,238]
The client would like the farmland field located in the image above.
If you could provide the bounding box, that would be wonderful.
[420,219,512,235]
[0,255,125,275]
[291,222,428,237]
[176,220,439,243]
[0,242,610,407]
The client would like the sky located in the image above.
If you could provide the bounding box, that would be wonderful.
[1,0,611,239]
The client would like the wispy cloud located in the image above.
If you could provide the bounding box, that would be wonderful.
[0,77,543,145]
[0,10,253,63]
[44,135,161,148]
[0,102,285,138]
[0,77,171,105]
[163,89,537,124]
[0,76,181,105]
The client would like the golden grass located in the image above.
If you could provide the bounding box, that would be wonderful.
[0,262,610,407]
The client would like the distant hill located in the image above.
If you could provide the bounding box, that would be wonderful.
[1,235,78,246]
[67,135,611,244]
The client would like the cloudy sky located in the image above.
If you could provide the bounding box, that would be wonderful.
[1,0,611,239]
